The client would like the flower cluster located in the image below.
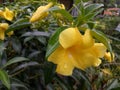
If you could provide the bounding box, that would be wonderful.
[0,7,14,40]
[0,7,14,21]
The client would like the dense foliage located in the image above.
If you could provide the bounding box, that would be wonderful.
[0,0,120,90]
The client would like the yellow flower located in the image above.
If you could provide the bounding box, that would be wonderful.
[0,10,4,17]
[58,4,65,9]
[0,23,9,40]
[48,28,107,76]
[7,31,14,37]
[3,7,14,21]
[102,68,112,76]
[104,52,114,62]
[30,2,53,23]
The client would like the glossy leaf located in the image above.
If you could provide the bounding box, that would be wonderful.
[44,62,56,85]
[84,4,104,15]
[11,78,29,90]
[11,37,22,54]
[2,57,29,68]
[5,18,31,33]
[73,69,92,90]
[0,70,10,89]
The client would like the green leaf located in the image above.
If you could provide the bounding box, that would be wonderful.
[5,18,31,33]
[45,26,67,59]
[53,9,73,22]
[73,69,92,90]
[85,4,104,15]
[91,30,113,59]
[106,79,120,90]
[54,77,71,90]
[2,57,29,68]
[0,41,5,58]
[0,69,10,89]
[44,62,56,85]
[11,37,22,54]
[11,78,29,90]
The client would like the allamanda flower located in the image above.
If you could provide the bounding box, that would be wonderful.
[30,2,53,23]
[0,7,14,21]
[48,27,107,76]
[104,52,115,62]
[0,23,9,40]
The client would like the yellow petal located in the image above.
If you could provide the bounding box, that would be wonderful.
[0,23,9,30]
[30,2,53,22]
[0,10,4,17]
[0,30,5,40]
[104,52,114,62]
[56,59,74,76]
[68,45,100,70]
[93,58,101,67]
[92,43,107,58]
[102,68,112,76]
[82,29,94,48]
[7,31,14,37]
[58,4,65,9]
[48,46,65,64]
[59,27,82,49]
[48,45,78,76]
[3,7,14,21]
[0,23,9,40]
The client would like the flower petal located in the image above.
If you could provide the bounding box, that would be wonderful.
[30,2,53,22]
[0,23,9,30]
[3,7,14,21]
[82,29,94,48]
[92,43,107,58]
[69,47,101,70]
[0,23,9,40]
[104,52,114,62]
[0,30,5,40]
[48,45,77,76]
[0,10,4,17]
[48,46,65,64]
[56,59,74,76]
[59,27,82,49]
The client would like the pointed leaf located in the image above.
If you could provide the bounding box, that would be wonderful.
[5,18,31,33]
[0,70,10,89]
[85,4,104,15]
[2,57,29,68]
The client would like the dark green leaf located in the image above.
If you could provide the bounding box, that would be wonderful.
[5,18,31,33]
[85,4,103,15]
[54,77,70,90]
[11,37,22,54]
[44,62,56,85]
[2,57,29,68]
[0,70,10,89]
[10,62,39,74]
[73,69,92,90]
[11,78,29,90]
[21,31,49,37]
[24,36,34,43]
